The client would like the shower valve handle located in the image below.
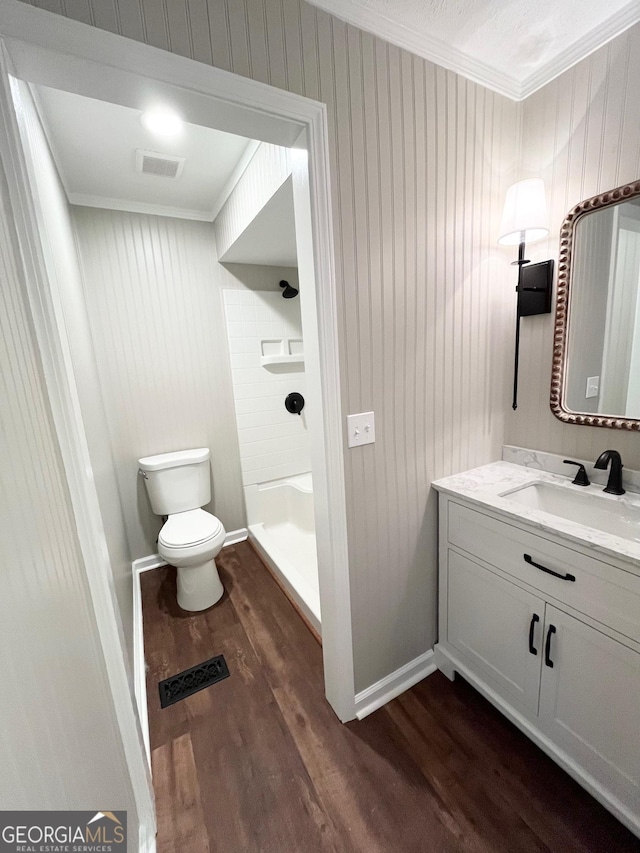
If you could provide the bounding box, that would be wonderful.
[285,392,305,415]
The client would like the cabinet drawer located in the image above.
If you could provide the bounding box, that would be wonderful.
[448,501,640,644]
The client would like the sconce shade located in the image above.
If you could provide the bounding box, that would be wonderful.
[498,178,549,246]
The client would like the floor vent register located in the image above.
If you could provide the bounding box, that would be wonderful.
[158,654,230,708]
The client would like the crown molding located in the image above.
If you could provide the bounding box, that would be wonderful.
[519,0,640,99]
[308,0,640,102]
[307,0,520,99]
[68,192,214,221]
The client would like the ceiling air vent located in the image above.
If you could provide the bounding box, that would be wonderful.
[135,149,185,179]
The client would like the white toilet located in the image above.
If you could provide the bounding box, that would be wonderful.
[138,448,226,611]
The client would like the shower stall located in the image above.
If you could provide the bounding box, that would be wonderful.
[221,238,320,636]
[217,145,321,637]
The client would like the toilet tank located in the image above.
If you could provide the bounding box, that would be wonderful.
[138,448,211,515]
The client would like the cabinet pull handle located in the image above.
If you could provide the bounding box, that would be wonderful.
[524,553,575,582]
[528,613,540,655]
[544,624,556,668]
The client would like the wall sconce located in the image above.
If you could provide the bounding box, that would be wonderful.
[498,178,554,410]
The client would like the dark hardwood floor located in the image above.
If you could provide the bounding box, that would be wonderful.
[141,541,640,853]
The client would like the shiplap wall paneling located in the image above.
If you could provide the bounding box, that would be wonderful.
[0,157,140,838]
[21,0,519,693]
[72,208,245,560]
[334,45,517,688]
[508,25,640,470]
[13,79,135,663]
[215,141,292,258]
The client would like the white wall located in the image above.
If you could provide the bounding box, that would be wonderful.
[508,22,640,470]
[223,275,310,486]
[72,207,246,559]
[215,141,292,258]
[0,146,140,841]
[31,0,519,694]
[12,80,135,664]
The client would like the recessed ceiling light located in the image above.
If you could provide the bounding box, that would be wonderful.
[140,108,183,136]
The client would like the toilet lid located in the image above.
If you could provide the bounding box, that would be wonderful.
[159,509,223,548]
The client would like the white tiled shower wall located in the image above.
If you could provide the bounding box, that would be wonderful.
[223,289,310,486]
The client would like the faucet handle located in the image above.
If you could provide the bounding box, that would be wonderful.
[563,460,590,487]
[594,449,625,495]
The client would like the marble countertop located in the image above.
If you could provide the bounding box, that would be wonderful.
[432,461,640,570]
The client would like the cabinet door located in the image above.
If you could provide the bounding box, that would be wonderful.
[539,606,640,806]
[447,550,544,714]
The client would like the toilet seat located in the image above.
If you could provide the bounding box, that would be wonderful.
[159,508,223,549]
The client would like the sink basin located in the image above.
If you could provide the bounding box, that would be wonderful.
[501,482,640,543]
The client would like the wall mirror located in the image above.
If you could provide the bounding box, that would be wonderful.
[551,180,640,430]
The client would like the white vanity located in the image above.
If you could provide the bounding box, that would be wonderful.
[433,459,640,837]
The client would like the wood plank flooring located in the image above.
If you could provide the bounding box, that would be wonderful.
[141,541,640,853]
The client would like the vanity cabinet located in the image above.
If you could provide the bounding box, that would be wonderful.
[435,494,640,837]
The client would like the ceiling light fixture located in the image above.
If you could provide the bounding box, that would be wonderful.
[140,108,183,136]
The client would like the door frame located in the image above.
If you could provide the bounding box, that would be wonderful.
[0,0,355,833]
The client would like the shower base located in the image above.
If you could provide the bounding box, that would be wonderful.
[246,472,320,637]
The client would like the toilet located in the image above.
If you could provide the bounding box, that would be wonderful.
[138,448,226,611]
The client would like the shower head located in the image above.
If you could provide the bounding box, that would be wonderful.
[279,280,299,299]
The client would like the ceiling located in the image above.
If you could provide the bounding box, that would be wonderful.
[307,0,640,100]
[34,84,254,221]
[34,83,298,266]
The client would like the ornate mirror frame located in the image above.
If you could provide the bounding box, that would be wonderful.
[551,178,640,431]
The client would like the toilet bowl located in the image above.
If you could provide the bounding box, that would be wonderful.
[138,447,226,612]
[158,508,226,611]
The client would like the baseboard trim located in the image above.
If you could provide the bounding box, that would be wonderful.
[139,822,156,853]
[224,527,248,546]
[131,529,248,579]
[354,649,437,720]
[132,562,151,770]
[132,553,166,573]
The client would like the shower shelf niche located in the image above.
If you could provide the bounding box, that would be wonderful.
[260,338,304,367]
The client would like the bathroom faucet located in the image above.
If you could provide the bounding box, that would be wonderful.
[594,450,625,495]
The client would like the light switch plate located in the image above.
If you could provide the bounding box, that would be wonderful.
[347,411,375,448]
[586,376,600,399]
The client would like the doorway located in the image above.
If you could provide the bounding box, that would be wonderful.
[0,5,354,843]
